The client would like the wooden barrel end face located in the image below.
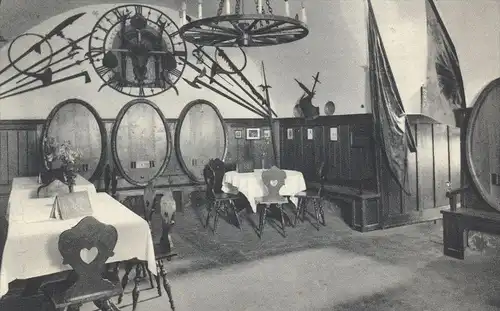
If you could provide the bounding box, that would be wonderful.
[111,99,172,187]
[40,99,107,182]
[175,100,228,183]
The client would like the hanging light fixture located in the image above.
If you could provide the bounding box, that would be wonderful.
[178,0,309,47]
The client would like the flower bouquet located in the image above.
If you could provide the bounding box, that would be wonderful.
[40,137,82,193]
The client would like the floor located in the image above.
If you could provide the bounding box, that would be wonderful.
[2,193,500,311]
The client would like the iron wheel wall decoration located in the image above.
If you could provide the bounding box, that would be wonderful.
[178,0,309,47]
[88,5,188,97]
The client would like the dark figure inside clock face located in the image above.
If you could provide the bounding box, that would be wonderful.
[88,5,187,97]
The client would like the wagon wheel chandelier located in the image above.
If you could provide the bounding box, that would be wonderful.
[178,0,309,47]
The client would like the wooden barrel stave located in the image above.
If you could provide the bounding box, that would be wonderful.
[175,100,227,183]
[41,99,106,182]
[467,78,500,212]
[112,99,172,186]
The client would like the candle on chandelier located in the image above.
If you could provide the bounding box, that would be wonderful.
[258,0,263,14]
[284,0,290,17]
[198,0,203,19]
[181,1,187,26]
[226,0,231,14]
[301,3,307,23]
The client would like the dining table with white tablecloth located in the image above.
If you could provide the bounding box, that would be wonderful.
[221,169,307,213]
[0,188,156,299]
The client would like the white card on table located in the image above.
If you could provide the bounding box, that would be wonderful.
[50,191,93,220]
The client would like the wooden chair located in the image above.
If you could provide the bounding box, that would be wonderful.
[256,166,288,238]
[41,216,122,311]
[293,162,327,229]
[118,183,176,311]
[204,158,242,232]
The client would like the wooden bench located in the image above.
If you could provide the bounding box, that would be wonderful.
[308,182,380,232]
[441,208,500,259]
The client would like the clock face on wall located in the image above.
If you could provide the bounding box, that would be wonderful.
[88,4,187,97]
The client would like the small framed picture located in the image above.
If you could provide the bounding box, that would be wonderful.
[287,128,294,140]
[263,129,271,138]
[234,130,243,139]
[307,128,313,140]
[246,128,261,140]
[330,127,338,141]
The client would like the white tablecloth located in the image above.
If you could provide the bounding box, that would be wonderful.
[0,192,156,298]
[7,175,96,222]
[222,169,307,213]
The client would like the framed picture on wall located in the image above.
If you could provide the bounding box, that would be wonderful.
[287,128,293,140]
[234,130,243,139]
[263,129,271,138]
[246,128,261,140]
[330,127,338,141]
[307,128,313,140]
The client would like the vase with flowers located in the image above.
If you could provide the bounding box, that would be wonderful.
[41,137,82,193]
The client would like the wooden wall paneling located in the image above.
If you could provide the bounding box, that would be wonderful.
[26,130,38,175]
[302,126,315,179]
[433,124,450,207]
[163,121,184,176]
[325,125,341,180]
[17,131,28,177]
[448,126,461,203]
[416,123,435,210]
[7,131,18,181]
[401,124,418,212]
[339,125,351,180]
[313,126,325,180]
[0,131,8,184]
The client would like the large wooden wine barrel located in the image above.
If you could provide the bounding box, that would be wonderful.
[466,77,500,211]
[40,99,107,182]
[175,100,227,183]
[111,99,172,186]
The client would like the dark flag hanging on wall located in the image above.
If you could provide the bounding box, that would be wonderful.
[367,0,415,194]
[423,0,466,126]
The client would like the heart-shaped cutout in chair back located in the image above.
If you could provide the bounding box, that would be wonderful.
[80,247,98,264]
[270,180,278,187]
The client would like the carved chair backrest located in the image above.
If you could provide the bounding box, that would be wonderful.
[143,182,157,223]
[57,216,118,299]
[260,166,287,202]
[203,162,215,201]
[209,158,225,194]
[318,161,327,196]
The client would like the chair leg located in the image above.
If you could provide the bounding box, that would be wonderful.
[205,201,213,228]
[318,199,326,226]
[279,204,286,237]
[155,260,162,297]
[313,199,321,230]
[294,198,302,227]
[117,261,134,304]
[213,202,221,233]
[258,204,268,239]
[159,259,175,311]
[231,200,242,231]
[132,265,141,311]
[146,265,154,289]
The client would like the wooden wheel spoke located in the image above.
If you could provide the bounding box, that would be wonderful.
[206,23,240,34]
[245,19,261,31]
[252,24,302,35]
[252,21,286,34]
[210,38,237,46]
[252,31,304,38]
[186,28,238,37]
